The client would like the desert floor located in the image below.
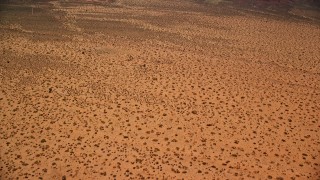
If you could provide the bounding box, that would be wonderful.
[0,0,319,179]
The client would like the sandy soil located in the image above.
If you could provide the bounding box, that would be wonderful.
[0,0,319,179]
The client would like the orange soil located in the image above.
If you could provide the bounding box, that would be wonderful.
[0,0,319,179]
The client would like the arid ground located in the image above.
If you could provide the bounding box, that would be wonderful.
[0,0,319,179]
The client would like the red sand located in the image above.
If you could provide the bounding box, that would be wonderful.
[0,0,319,179]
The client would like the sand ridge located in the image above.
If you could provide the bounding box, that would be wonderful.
[0,0,320,179]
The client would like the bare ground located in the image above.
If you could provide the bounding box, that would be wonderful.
[0,0,319,179]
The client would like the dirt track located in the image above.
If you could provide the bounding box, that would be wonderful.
[0,0,320,179]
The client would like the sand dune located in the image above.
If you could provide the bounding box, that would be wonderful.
[0,0,319,179]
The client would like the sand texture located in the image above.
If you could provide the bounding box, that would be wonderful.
[0,0,320,179]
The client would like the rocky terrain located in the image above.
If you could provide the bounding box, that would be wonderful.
[0,0,319,179]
